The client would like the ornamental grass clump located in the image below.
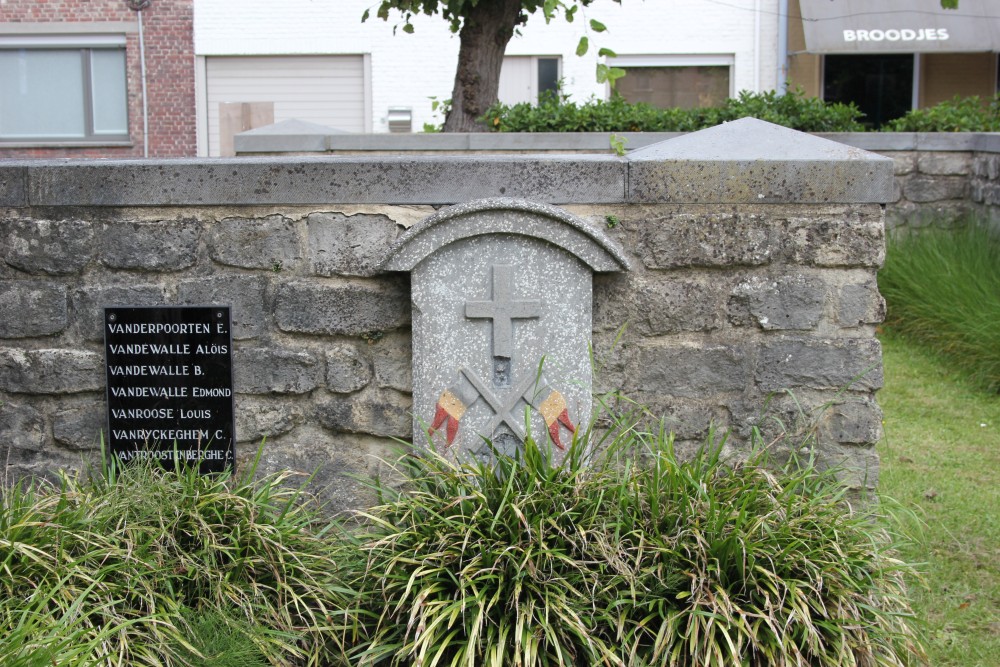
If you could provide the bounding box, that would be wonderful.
[879,219,1000,392]
[344,418,922,667]
[0,449,353,667]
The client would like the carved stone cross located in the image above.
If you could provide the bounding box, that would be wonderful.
[465,264,540,386]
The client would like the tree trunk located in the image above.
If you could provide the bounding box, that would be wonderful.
[443,0,523,132]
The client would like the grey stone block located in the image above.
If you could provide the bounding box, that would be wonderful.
[233,347,321,395]
[0,281,67,338]
[234,397,298,443]
[628,119,893,204]
[275,279,410,336]
[638,212,772,269]
[633,276,724,335]
[638,344,750,397]
[53,404,105,450]
[99,218,201,271]
[821,399,883,444]
[0,165,28,206]
[317,388,412,438]
[177,275,267,340]
[813,441,879,490]
[817,133,916,151]
[903,175,967,203]
[756,338,883,392]
[249,427,379,513]
[729,274,826,331]
[0,402,45,451]
[71,284,168,342]
[308,212,399,277]
[210,214,302,270]
[887,152,916,176]
[26,157,627,206]
[890,178,903,204]
[786,213,885,268]
[325,343,373,393]
[914,132,978,151]
[838,278,885,328]
[917,152,971,176]
[371,332,412,392]
[0,348,103,394]
[3,218,94,275]
[592,273,632,333]
[975,133,1000,153]
[728,394,814,444]
[591,330,635,395]
[633,400,725,440]
[235,119,336,154]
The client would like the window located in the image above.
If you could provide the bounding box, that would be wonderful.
[499,56,561,105]
[610,55,733,109]
[823,54,913,130]
[0,36,128,143]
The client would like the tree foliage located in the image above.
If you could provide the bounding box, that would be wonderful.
[364,0,621,131]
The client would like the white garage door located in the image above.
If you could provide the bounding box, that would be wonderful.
[206,55,367,156]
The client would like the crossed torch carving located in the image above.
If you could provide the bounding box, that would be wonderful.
[428,366,576,451]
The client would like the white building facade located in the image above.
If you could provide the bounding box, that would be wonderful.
[194,0,781,156]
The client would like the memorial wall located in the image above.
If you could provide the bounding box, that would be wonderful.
[0,119,892,511]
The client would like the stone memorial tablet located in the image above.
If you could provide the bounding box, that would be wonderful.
[104,306,235,473]
[383,198,629,461]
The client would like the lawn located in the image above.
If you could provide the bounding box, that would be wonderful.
[877,333,1000,666]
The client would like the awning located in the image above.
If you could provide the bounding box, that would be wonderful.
[799,0,1000,53]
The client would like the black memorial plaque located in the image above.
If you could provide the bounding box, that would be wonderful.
[104,306,235,473]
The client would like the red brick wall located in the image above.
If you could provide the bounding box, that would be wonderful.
[0,0,195,158]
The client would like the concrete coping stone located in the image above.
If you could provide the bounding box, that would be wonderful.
[976,133,1000,153]
[627,118,894,204]
[9,122,995,207]
[234,119,345,153]
[235,130,687,154]
[382,197,631,273]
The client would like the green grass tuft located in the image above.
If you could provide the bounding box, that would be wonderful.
[878,221,1000,392]
[343,419,922,667]
[0,451,354,667]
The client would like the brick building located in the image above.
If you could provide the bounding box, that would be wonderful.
[0,0,195,158]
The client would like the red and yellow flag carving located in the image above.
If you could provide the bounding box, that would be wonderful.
[428,389,467,448]
[536,389,575,450]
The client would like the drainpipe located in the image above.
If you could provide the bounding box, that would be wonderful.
[754,0,761,91]
[777,0,789,94]
[127,0,152,157]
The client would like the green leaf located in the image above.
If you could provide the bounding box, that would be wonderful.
[596,62,609,84]
[589,18,607,33]
[940,0,959,8]
[576,36,589,57]
[402,22,415,33]
[542,0,560,21]
[598,47,617,58]
[361,8,370,22]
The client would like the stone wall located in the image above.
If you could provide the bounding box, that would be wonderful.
[0,119,892,510]
[971,135,1000,230]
